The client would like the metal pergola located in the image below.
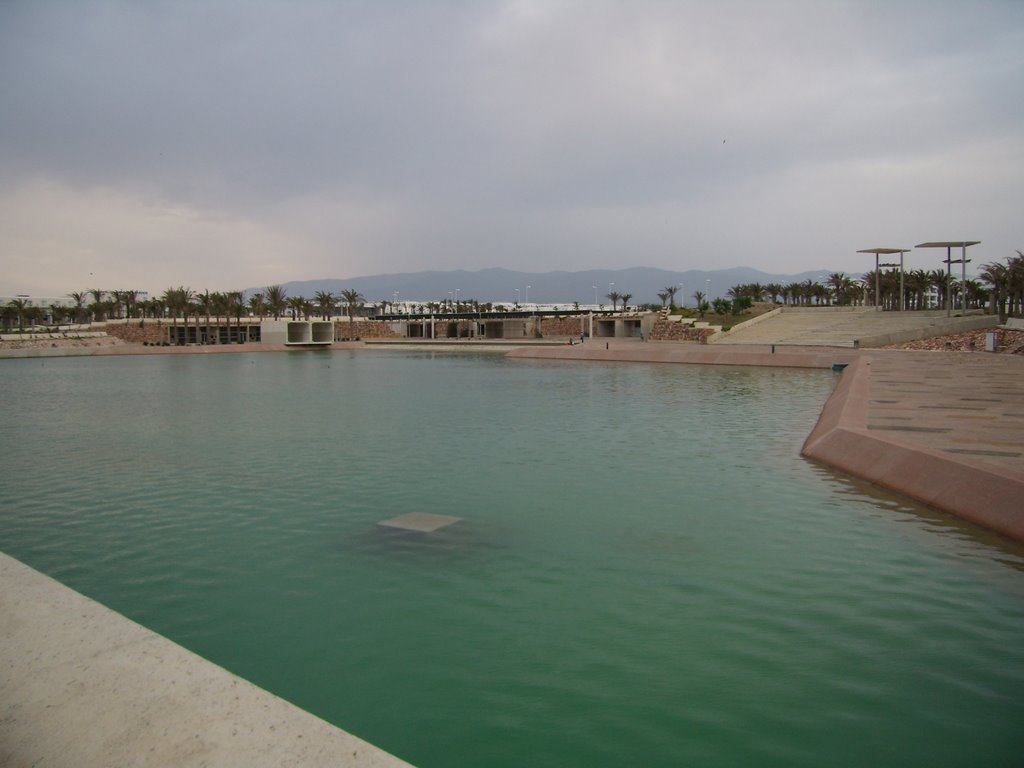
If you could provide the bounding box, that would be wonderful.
[857,248,910,310]
[915,241,981,317]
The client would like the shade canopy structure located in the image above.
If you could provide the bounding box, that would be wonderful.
[915,241,981,316]
[857,248,911,310]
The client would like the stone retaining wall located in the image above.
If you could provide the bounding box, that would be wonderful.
[539,317,584,337]
[101,323,165,344]
[648,318,715,343]
[334,320,401,340]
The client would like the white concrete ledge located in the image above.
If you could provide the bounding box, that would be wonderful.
[0,552,412,768]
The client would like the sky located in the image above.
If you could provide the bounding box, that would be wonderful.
[2,0,1022,297]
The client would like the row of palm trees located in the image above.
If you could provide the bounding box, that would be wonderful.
[6,252,1023,333]
[605,290,634,311]
[723,266,1002,312]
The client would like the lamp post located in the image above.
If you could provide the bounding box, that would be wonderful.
[679,283,684,308]
[393,291,399,315]
[525,285,530,304]
[705,279,710,301]
[454,288,460,312]
[592,285,598,306]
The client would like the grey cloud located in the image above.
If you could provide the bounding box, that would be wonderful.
[1,0,1022,292]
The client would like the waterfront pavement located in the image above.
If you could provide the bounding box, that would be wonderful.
[0,552,413,768]
[509,341,1024,542]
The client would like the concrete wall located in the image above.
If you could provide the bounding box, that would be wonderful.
[854,314,995,348]
[0,551,411,767]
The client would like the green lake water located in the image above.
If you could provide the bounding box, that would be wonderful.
[1,350,1022,767]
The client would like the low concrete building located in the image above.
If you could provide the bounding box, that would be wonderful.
[260,320,334,346]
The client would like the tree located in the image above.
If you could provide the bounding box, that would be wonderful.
[692,290,707,319]
[657,291,670,308]
[340,289,365,337]
[265,285,287,320]
[248,292,266,320]
[606,291,621,311]
[285,295,305,320]
[88,288,106,321]
[162,286,194,344]
[224,290,243,342]
[195,290,215,344]
[314,290,336,320]
[620,293,632,312]
[928,269,950,312]
[664,285,679,308]
[68,291,87,324]
[6,298,30,332]
[981,258,1011,322]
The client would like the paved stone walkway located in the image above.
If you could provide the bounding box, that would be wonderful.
[711,307,993,347]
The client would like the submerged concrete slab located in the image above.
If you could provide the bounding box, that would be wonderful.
[378,513,463,532]
[0,552,412,768]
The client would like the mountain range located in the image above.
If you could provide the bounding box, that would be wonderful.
[248,266,861,305]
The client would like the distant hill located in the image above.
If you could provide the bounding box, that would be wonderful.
[246,266,859,305]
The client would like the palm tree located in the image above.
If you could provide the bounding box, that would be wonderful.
[928,269,951,312]
[1009,251,1024,318]
[657,290,670,308]
[981,260,1010,321]
[195,290,215,344]
[663,285,679,308]
[314,290,336,320]
[68,291,87,324]
[620,293,632,312]
[264,285,287,320]
[692,290,708,319]
[340,289,364,336]
[225,291,245,341]
[88,288,105,321]
[606,291,621,311]
[6,298,30,332]
[248,292,266,320]
[162,286,194,344]
[285,295,304,320]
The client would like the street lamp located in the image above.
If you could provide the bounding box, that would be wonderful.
[448,291,453,312]
[679,283,684,308]
[525,285,530,304]
[592,285,598,305]
[393,291,399,314]
[705,279,710,300]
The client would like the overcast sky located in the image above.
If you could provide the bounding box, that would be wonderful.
[2,0,1021,297]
